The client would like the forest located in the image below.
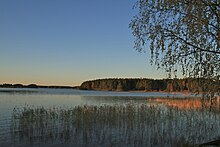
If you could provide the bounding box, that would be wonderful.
[80,78,219,92]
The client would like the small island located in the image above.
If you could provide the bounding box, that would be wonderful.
[0,83,78,89]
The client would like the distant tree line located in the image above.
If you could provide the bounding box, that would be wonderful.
[0,84,77,89]
[80,78,220,93]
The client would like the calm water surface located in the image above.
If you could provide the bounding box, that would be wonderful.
[0,88,187,117]
[0,88,219,147]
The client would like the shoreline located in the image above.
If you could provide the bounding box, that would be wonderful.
[1,85,218,99]
[0,84,78,89]
[0,86,212,98]
[0,86,198,94]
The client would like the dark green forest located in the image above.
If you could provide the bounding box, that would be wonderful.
[80,78,219,92]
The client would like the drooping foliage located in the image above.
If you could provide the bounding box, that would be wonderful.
[130,0,220,79]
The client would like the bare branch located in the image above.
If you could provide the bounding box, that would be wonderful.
[165,29,220,54]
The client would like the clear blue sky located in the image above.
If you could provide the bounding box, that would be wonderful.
[0,0,166,86]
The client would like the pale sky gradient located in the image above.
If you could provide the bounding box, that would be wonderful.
[0,0,166,86]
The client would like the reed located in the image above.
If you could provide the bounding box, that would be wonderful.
[11,103,220,146]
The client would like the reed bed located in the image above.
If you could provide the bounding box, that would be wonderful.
[11,103,220,147]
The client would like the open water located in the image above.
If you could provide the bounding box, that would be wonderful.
[0,88,219,146]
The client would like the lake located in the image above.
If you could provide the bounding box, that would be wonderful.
[0,88,219,147]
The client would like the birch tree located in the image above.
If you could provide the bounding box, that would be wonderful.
[130,0,220,98]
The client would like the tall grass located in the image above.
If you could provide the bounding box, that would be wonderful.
[11,103,220,146]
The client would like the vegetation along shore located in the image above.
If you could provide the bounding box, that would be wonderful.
[1,78,219,94]
[80,78,220,93]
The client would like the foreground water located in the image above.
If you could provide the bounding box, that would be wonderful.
[0,88,219,146]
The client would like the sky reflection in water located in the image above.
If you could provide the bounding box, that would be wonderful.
[0,88,219,147]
